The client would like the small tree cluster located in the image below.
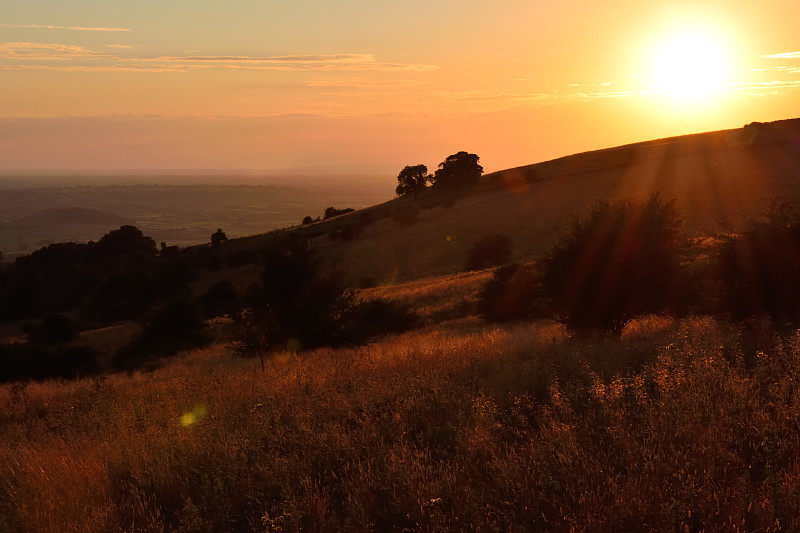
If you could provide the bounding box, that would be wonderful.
[324,207,355,219]
[234,237,416,361]
[395,152,483,198]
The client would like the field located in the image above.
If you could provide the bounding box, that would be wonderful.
[3,268,800,531]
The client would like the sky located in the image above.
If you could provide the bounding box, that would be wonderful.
[1,0,800,175]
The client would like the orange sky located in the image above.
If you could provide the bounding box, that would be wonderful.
[1,1,799,174]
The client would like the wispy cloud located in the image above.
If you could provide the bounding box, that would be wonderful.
[0,43,437,72]
[2,23,130,32]
[761,51,800,59]
[307,78,426,88]
[0,42,110,60]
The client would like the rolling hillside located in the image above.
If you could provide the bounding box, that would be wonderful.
[293,118,800,285]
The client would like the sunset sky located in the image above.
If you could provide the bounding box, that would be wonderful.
[2,0,799,174]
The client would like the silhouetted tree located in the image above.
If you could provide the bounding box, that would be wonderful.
[466,234,513,271]
[239,238,350,354]
[302,215,314,225]
[235,237,417,361]
[211,228,228,246]
[432,151,483,192]
[396,164,432,198]
[540,195,685,332]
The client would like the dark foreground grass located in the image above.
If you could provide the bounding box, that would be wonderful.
[2,316,800,532]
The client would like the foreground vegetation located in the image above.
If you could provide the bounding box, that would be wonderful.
[3,314,800,531]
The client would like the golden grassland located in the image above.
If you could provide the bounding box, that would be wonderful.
[3,311,800,531]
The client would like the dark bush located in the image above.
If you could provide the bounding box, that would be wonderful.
[29,314,79,345]
[466,233,513,271]
[199,280,241,318]
[540,195,686,332]
[479,263,544,322]
[225,249,259,267]
[0,342,100,382]
[340,298,418,343]
[715,201,800,322]
[115,298,211,368]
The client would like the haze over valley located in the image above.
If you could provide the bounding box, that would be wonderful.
[0,174,392,257]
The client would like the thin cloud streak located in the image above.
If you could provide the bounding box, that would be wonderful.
[761,51,800,59]
[307,78,426,88]
[2,23,130,32]
[0,43,437,72]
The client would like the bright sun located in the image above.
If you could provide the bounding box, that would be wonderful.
[651,30,732,101]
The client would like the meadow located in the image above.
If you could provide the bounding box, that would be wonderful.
[3,308,800,531]
[4,120,800,531]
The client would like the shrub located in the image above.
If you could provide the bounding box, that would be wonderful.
[478,263,544,322]
[224,249,259,267]
[115,298,211,368]
[29,314,79,345]
[715,201,800,321]
[540,195,686,332]
[199,281,241,318]
[465,233,513,271]
[340,298,419,342]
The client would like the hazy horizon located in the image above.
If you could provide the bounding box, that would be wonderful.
[3,1,799,175]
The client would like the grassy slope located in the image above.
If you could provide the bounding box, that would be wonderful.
[4,315,800,531]
[4,119,800,530]
[300,119,800,285]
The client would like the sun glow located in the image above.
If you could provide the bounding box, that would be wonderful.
[650,29,733,102]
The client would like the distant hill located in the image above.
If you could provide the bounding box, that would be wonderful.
[7,207,134,228]
[276,118,800,285]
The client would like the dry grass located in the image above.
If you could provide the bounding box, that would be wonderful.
[357,269,493,322]
[3,315,800,531]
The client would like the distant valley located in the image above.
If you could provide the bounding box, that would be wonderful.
[0,176,393,258]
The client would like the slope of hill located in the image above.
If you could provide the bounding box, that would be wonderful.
[301,118,800,285]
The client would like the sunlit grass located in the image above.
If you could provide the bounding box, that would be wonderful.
[3,317,800,530]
